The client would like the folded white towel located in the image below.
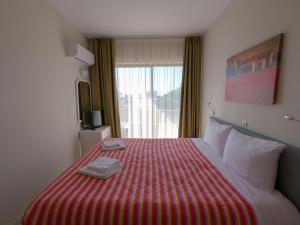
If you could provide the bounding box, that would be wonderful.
[77,157,123,179]
[87,157,121,174]
[78,163,123,179]
[102,140,126,150]
[103,140,122,148]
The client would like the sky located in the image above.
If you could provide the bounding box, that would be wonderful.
[116,66,183,96]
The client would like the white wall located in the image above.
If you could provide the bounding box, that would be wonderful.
[0,0,87,224]
[201,0,300,147]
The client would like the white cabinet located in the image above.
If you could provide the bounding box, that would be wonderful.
[79,126,111,157]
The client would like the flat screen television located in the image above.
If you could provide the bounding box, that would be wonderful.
[82,111,102,129]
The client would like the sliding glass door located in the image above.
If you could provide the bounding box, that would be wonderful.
[116,66,183,138]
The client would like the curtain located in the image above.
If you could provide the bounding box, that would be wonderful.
[116,66,183,138]
[115,38,184,138]
[89,38,121,137]
[179,36,202,138]
[115,38,184,66]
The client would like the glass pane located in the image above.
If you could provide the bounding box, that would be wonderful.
[153,66,183,138]
[116,66,183,138]
[116,67,152,138]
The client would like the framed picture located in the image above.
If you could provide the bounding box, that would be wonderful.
[225,34,284,105]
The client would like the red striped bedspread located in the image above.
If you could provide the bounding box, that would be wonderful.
[23,138,257,225]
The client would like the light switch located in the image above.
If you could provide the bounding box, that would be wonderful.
[242,121,248,127]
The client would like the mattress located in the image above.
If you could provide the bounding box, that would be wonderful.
[192,138,300,225]
[22,138,257,225]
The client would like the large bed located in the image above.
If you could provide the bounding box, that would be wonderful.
[22,118,300,225]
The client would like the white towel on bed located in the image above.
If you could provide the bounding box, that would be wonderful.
[102,140,126,150]
[87,157,121,173]
[77,157,123,179]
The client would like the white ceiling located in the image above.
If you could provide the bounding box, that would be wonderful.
[47,0,232,37]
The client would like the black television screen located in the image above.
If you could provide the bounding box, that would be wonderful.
[83,111,102,129]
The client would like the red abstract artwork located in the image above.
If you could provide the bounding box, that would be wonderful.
[225,34,283,105]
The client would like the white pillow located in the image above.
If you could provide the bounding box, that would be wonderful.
[204,118,232,156]
[223,129,285,191]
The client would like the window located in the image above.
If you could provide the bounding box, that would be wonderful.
[115,38,184,138]
[116,66,183,138]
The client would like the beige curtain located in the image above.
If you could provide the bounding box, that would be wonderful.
[89,38,121,137]
[179,36,202,138]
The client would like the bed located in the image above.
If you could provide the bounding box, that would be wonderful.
[22,118,300,225]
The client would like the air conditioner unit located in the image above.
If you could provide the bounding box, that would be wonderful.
[66,42,95,66]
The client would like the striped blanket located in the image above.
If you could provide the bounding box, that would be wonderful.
[23,139,257,225]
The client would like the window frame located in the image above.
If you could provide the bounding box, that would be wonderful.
[115,64,183,138]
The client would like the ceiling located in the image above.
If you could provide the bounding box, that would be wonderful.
[47,0,232,37]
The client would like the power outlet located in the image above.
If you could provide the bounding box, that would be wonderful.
[242,121,248,127]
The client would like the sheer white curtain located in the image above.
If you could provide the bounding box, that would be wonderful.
[115,38,184,138]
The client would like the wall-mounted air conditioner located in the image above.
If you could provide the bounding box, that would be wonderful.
[66,42,95,66]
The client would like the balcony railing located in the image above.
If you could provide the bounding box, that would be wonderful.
[119,109,180,138]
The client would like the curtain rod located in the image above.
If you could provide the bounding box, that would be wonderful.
[87,34,202,39]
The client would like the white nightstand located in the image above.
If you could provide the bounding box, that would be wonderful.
[79,126,111,157]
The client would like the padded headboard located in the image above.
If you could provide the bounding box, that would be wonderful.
[211,117,300,212]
